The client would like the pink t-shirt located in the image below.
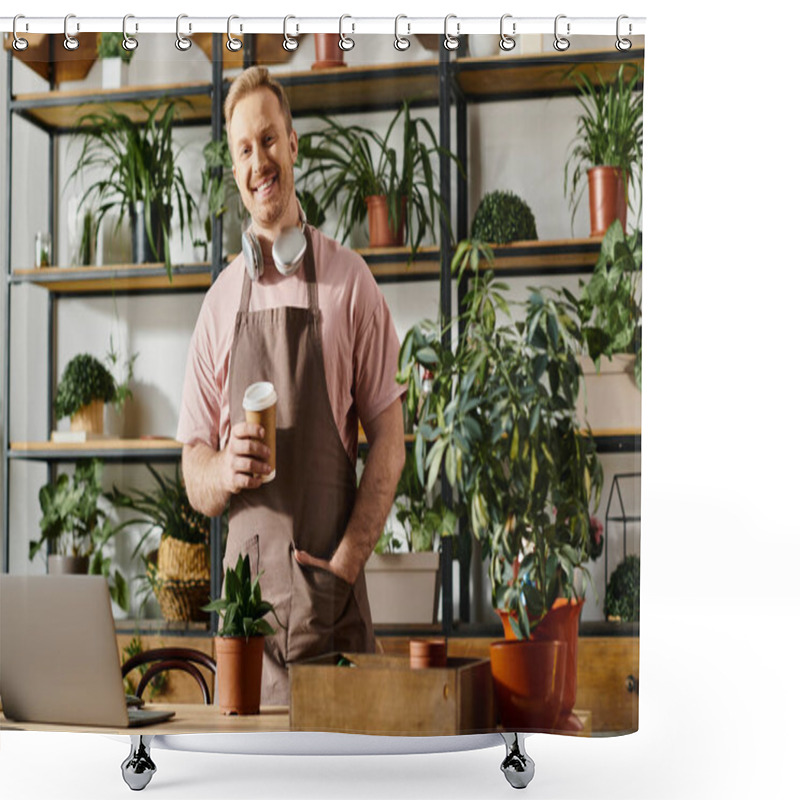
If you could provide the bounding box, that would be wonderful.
[177,226,405,465]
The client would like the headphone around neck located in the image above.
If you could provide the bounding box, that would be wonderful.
[242,203,308,281]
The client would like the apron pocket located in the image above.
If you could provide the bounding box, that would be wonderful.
[286,558,354,663]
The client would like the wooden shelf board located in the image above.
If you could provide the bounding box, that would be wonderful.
[455,49,644,101]
[9,438,183,462]
[12,82,213,131]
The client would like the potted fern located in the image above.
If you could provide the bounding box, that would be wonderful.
[203,554,281,715]
[30,459,130,610]
[296,101,460,256]
[68,97,197,278]
[564,63,643,238]
[112,464,211,622]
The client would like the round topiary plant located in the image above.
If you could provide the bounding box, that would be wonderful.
[470,190,538,244]
[54,354,116,420]
[604,554,640,622]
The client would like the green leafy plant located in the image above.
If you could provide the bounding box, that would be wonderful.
[121,635,166,699]
[112,463,209,548]
[604,554,640,622]
[203,554,281,640]
[54,354,115,420]
[296,188,326,229]
[31,459,130,610]
[470,190,538,244]
[68,97,197,279]
[563,220,642,388]
[564,63,644,232]
[397,239,603,639]
[296,100,461,257]
[97,32,134,63]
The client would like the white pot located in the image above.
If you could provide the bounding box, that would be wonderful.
[578,354,641,432]
[101,58,130,89]
[364,551,440,625]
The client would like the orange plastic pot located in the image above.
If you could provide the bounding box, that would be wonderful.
[214,635,264,715]
[587,166,627,238]
[313,34,346,70]
[489,639,567,732]
[366,195,406,248]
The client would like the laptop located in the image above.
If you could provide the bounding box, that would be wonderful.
[0,574,175,728]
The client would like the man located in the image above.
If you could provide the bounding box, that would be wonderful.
[177,67,406,705]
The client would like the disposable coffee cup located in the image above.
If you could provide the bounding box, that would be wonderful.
[243,382,277,484]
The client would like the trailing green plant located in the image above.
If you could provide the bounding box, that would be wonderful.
[111,463,209,558]
[604,554,640,622]
[564,63,644,233]
[470,190,538,244]
[68,97,197,279]
[397,239,603,639]
[97,32,134,63]
[296,100,462,258]
[202,554,281,640]
[31,459,130,610]
[562,220,642,388]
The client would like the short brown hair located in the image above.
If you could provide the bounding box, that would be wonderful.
[224,66,294,142]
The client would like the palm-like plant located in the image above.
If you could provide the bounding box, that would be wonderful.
[564,63,644,232]
[296,101,460,257]
[68,97,197,279]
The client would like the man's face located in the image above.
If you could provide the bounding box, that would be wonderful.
[229,88,298,238]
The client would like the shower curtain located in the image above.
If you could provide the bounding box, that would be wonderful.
[1,17,642,743]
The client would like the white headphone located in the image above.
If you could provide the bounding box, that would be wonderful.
[242,203,308,281]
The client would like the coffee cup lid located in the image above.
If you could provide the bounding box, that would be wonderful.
[243,382,277,411]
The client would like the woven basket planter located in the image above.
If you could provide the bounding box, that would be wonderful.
[155,537,210,622]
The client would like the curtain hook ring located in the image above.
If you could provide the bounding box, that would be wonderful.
[499,14,516,51]
[63,13,79,51]
[394,15,411,51]
[283,16,299,51]
[339,15,355,51]
[12,15,29,51]
[616,15,632,51]
[122,15,138,52]
[175,14,192,51]
[227,15,243,52]
[443,14,460,51]
[553,14,570,51]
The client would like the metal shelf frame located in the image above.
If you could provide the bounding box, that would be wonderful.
[2,39,642,640]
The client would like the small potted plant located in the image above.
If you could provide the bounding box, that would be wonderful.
[564,63,643,238]
[296,101,461,257]
[112,464,210,622]
[563,219,642,431]
[68,97,197,278]
[604,554,640,623]
[366,450,457,625]
[470,190,538,245]
[203,554,281,715]
[54,349,134,436]
[398,239,603,730]
[96,31,134,89]
[30,459,130,610]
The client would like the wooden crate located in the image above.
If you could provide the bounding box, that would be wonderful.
[290,652,495,736]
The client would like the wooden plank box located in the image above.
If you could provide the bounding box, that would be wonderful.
[290,652,496,736]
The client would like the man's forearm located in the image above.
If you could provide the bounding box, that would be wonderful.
[182,443,231,518]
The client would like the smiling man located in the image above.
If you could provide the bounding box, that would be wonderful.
[177,67,406,705]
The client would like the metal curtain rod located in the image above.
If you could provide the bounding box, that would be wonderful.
[0,15,646,36]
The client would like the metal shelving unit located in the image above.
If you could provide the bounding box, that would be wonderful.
[2,38,642,639]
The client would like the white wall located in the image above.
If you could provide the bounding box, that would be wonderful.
[2,33,641,621]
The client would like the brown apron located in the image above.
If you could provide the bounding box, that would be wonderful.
[226,230,374,705]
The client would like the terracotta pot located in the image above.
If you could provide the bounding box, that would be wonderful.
[47,555,89,575]
[70,399,104,434]
[409,638,447,669]
[587,166,627,238]
[366,195,406,248]
[313,34,346,70]
[214,635,264,715]
[489,639,567,731]
[497,598,585,731]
